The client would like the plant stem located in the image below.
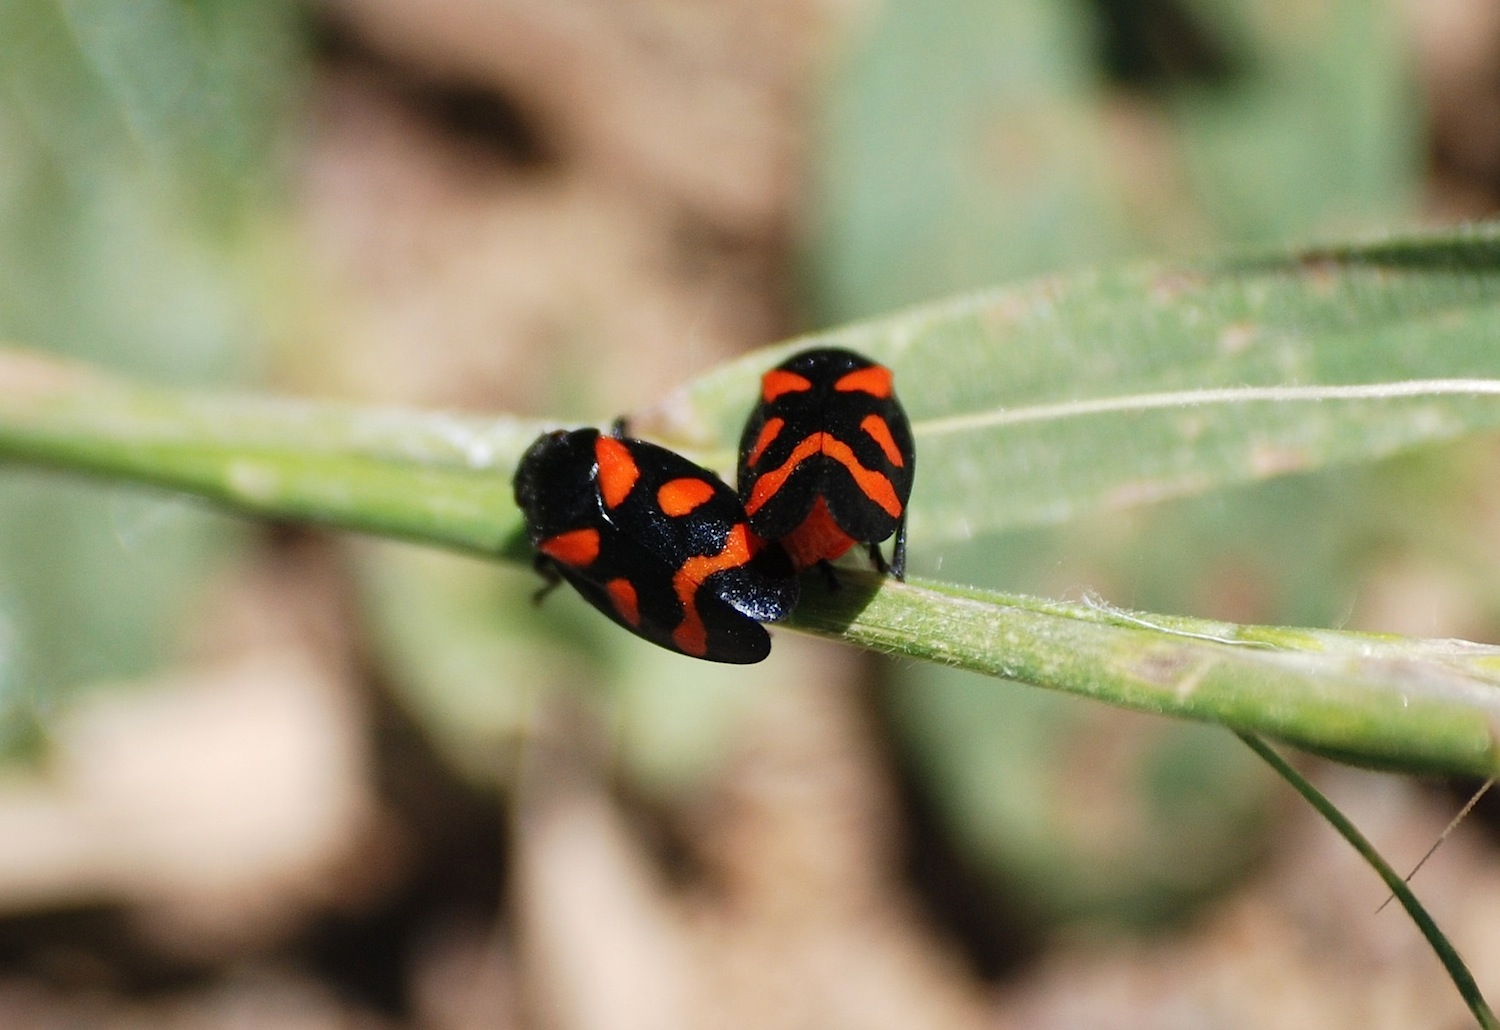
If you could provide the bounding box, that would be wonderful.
[2,348,1499,776]
[0,349,543,555]
[792,573,1500,777]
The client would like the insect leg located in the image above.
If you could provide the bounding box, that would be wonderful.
[889,513,907,580]
[531,554,565,605]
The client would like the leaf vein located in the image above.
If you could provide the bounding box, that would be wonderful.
[915,379,1500,438]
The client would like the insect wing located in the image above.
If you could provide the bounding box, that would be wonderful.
[609,437,801,625]
[737,402,824,542]
[820,373,913,544]
[516,427,790,664]
[709,533,798,623]
[550,529,773,665]
[737,347,915,550]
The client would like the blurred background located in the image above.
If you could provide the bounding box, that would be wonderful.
[2,0,1500,1026]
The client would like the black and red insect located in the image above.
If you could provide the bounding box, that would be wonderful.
[514,424,799,664]
[737,347,915,579]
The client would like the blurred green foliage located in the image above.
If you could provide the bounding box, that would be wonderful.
[811,0,1415,321]
[0,0,304,748]
[0,0,1469,938]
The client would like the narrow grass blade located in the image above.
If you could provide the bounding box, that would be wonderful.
[1238,732,1499,1030]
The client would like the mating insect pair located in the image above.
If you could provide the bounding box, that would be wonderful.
[512,347,915,663]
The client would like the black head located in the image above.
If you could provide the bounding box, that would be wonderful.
[513,428,602,540]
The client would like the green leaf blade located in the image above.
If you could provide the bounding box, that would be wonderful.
[664,226,1500,543]
[0,352,544,556]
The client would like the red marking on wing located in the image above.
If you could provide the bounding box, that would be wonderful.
[670,523,753,656]
[783,495,856,570]
[657,476,717,516]
[834,364,893,398]
[745,432,901,518]
[761,369,813,403]
[606,577,640,626]
[594,435,640,509]
[539,527,600,567]
[860,413,905,467]
[745,416,784,467]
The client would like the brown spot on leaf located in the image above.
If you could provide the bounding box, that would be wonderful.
[1106,476,1207,510]
[1250,443,1310,478]
[1130,647,1204,694]
[1149,270,1208,304]
[1219,322,1257,355]
[1298,256,1342,297]
[0,349,101,399]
